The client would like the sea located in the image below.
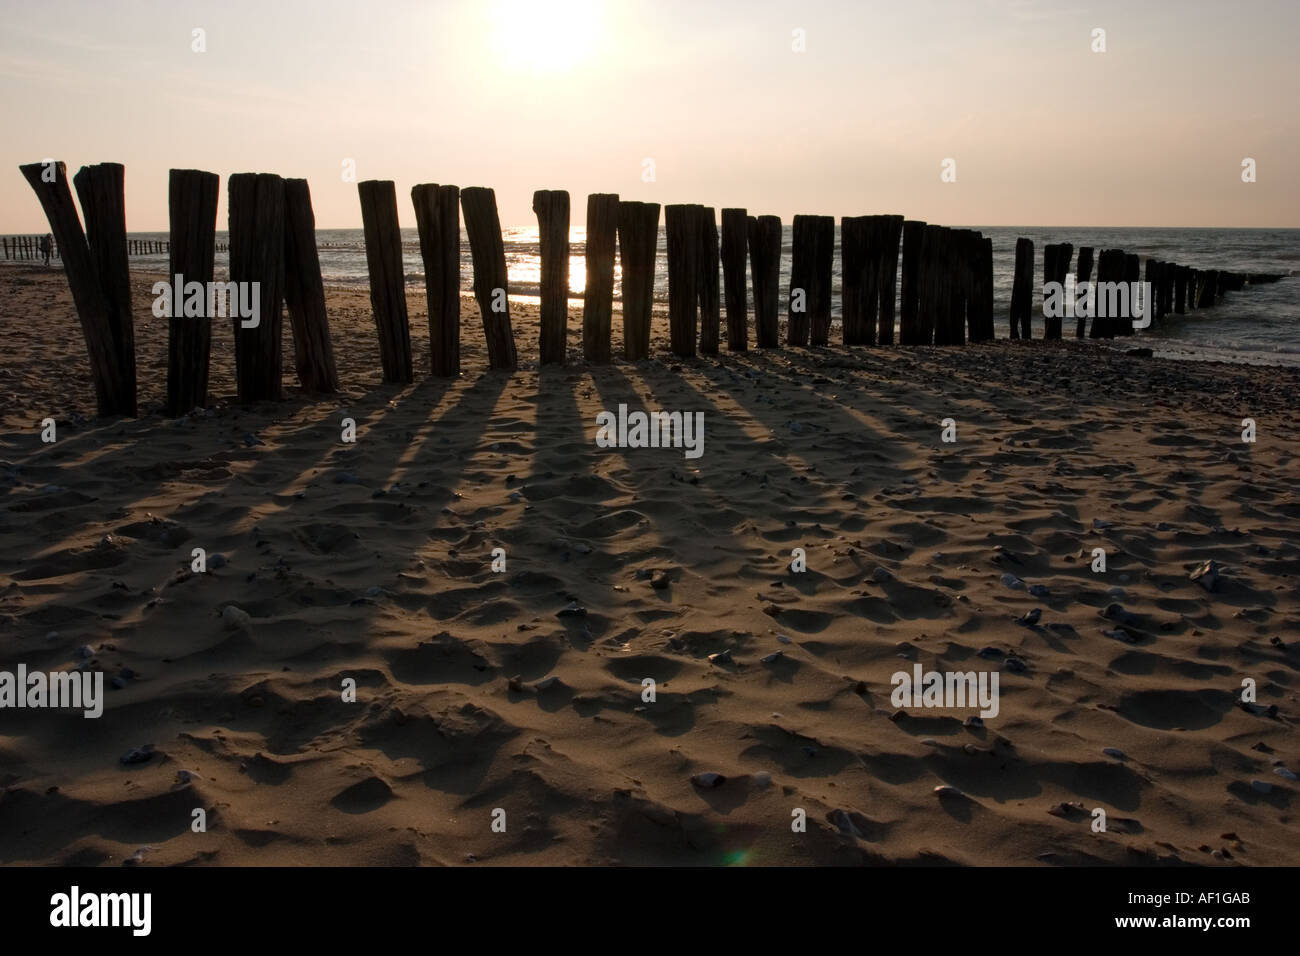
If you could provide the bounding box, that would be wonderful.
[118,225,1299,367]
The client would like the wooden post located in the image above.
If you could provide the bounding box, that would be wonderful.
[1010,237,1034,340]
[19,162,133,416]
[809,215,835,346]
[1144,258,1161,327]
[968,234,994,343]
[1043,242,1073,340]
[166,169,219,415]
[748,214,782,348]
[899,220,926,345]
[840,216,868,345]
[937,228,971,346]
[617,199,659,361]
[357,179,414,383]
[1075,247,1095,338]
[698,205,721,355]
[787,215,815,346]
[228,172,286,402]
[720,207,748,351]
[858,216,884,345]
[1201,269,1218,308]
[71,163,135,414]
[413,183,462,376]
[665,204,699,358]
[460,186,517,371]
[1091,249,1123,338]
[531,189,569,365]
[876,215,903,345]
[1174,266,1187,314]
[582,192,618,363]
[283,178,339,393]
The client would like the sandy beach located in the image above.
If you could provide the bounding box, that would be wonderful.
[1,263,1297,866]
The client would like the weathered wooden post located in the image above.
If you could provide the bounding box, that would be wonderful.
[749,214,782,348]
[1075,247,1095,338]
[72,162,136,414]
[899,220,926,345]
[166,169,219,415]
[1173,265,1187,314]
[460,186,517,371]
[617,199,659,361]
[876,215,903,345]
[413,182,462,376]
[357,179,413,383]
[808,215,835,346]
[1010,237,1034,340]
[1043,242,1073,340]
[698,205,721,355]
[720,207,748,351]
[665,204,699,358]
[20,161,132,416]
[532,188,569,366]
[788,215,815,346]
[283,178,339,393]
[582,192,618,363]
[228,172,287,402]
[969,234,994,343]
[840,216,867,345]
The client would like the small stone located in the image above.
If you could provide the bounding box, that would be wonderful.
[208,553,228,570]
[242,433,263,447]
[963,716,983,728]
[1001,573,1025,590]
[507,676,524,693]
[691,772,725,788]
[1102,747,1125,759]
[1092,518,1113,530]
[76,644,95,659]
[1005,657,1027,673]
[1250,780,1272,794]
[1273,767,1298,781]
[120,745,155,766]
[1101,603,1140,626]
[1190,559,1220,592]
[1027,584,1050,598]
[1017,609,1042,626]
[123,847,152,866]
[556,601,586,618]
[776,634,792,645]
[650,569,670,590]
[760,651,783,664]
[222,605,252,629]
[176,770,201,784]
[536,676,559,690]
[708,649,733,665]
[1102,628,1136,643]
[933,785,964,798]
[977,646,1003,659]
[751,771,771,790]
[871,567,894,583]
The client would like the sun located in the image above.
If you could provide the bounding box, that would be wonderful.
[488,0,604,73]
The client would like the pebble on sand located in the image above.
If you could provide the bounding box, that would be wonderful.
[1000,573,1026,590]
[1102,747,1125,759]
[1273,767,1298,781]
[933,785,964,798]
[1190,559,1220,592]
[1250,780,1273,794]
[691,772,726,788]
[556,601,587,617]
[120,744,155,765]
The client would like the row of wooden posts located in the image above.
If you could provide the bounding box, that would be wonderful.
[1009,239,1283,340]
[19,161,1282,420]
[2,236,58,260]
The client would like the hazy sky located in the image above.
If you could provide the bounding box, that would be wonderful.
[2,0,1297,230]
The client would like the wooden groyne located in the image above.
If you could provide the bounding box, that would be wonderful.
[16,158,1288,418]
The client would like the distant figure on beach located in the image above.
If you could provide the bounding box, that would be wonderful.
[39,234,51,267]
